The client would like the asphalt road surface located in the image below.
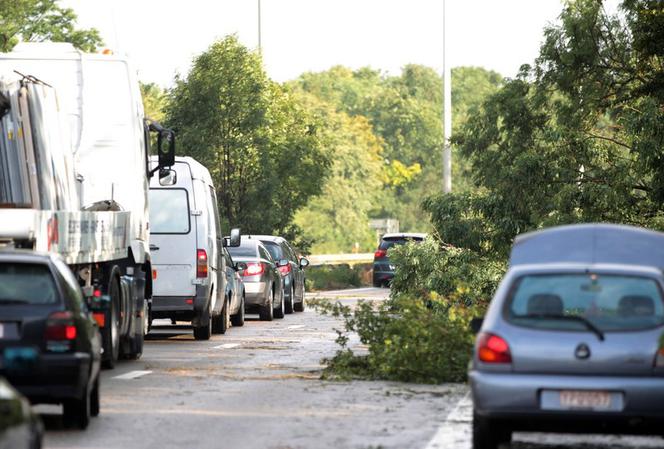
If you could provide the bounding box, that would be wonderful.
[38,287,664,449]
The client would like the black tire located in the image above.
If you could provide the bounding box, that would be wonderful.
[90,376,100,417]
[193,301,212,340]
[472,412,511,449]
[274,286,285,319]
[101,277,121,369]
[285,285,295,314]
[294,284,305,312]
[212,296,229,335]
[259,287,274,321]
[231,294,245,327]
[63,386,91,430]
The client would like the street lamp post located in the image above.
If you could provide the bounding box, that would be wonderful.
[442,0,452,193]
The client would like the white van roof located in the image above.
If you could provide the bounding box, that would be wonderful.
[150,155,214,186]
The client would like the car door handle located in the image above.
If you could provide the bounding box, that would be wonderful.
[150,245,160,251]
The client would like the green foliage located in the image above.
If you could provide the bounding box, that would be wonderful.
[165,36,330,235]
[305,264,365,291]
[0,0,102,52]
[140,82,168,124]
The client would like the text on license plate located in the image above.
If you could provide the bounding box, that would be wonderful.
[560,390,611,409]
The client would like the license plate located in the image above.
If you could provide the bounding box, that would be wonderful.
[559,390,611,410]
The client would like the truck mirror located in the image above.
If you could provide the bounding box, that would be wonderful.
[159,168,177,186]
[229,228,241,247]
[157,129,175,168]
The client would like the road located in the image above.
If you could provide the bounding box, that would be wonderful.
[39,288,664,449]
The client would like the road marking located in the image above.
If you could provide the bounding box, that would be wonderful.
[112,370,152,380]
[213,343,240,349]
[423,392,472,449]
[287,325,306,330]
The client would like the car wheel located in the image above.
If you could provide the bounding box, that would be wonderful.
[212,296,229,334]
[193,302,212,340]
[102,277,121,369]
[285,285,295,314]
[259,287,274,321]
[472,412,511,449]
[294,284,305,312]
[90,375,100,417]
[63,385,91,429]
[274,285,285,319]
[231,294,245,327]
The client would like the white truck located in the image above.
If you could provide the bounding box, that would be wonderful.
[0,43,175,368]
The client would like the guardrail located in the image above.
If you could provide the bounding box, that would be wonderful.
[307,253,374,266]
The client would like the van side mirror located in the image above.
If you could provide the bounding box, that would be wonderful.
[470,317,484,334]
[299,257,310,268]
[227,228,241,247]
[158,168,177,186]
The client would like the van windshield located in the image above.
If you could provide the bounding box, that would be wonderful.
[506,274,664,332]
[149,189,190,234]
[0,263,58,305]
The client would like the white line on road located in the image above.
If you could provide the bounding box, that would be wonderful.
[213,343,240,349]
[287,325,306,330]
[112,370,152,380]
[424,392,472,449]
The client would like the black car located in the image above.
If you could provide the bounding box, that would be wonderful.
[255,235,309,313]
[0,376,43,449]
[372,233,426,287]
[0,251,102,429]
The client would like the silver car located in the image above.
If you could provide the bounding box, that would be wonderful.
[227,236,285,321]
[470,224,664,449]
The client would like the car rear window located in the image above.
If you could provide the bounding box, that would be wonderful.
[379,237,424,250]
[228,240,258,258]
[149,188,190,234]
[262,242,283,261]
[0,263,58,305]
[506,273,664,332]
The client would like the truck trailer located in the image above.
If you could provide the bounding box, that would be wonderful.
[0,43,175,368]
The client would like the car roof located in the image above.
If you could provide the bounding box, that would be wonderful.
[382,232,427,240]
[251,235,286,244]
[0,249,59,264]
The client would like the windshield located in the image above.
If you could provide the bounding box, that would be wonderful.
[506,273,664,332]
[0,263,58,305]
[228,240,258,258]
[379,237,424,251]
[149,188,190,234]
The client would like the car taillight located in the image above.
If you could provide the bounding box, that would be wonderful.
[477,332,512,364]
[242,262,265,277]
[278,264,291,276]
[197,249,208,278]
[655,346,664,367]
[44,311,77,341]
[374,249,387,258]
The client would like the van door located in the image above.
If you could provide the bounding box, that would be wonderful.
[149,185,197,297]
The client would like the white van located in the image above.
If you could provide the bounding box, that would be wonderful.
[148,156,241,340]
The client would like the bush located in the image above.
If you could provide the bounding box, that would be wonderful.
[305,264,366,291]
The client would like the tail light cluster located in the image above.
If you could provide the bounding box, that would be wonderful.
[242,262,265,277]
[278,263,292,276]
[477,332,512,364]
[374,249,387,259]
[655,346,664,367]
[196,249,208,278]
[44,311,77,352]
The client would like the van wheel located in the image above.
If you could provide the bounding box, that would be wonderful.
[231,294,245,327]
[212,297,229,334]
[259,288,274,321]
[193,302,212,340]
[472,412,511,449]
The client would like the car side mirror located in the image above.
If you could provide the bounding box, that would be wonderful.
[277,259,289,267]
[235,262,247,271]
[470,317,484,334]
[299,257,310,268]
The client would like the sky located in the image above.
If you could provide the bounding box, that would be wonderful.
[61,1,619,87]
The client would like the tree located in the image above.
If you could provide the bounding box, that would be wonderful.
[140,82,168,124]
[0,0,102,52]
[165,36,329,236]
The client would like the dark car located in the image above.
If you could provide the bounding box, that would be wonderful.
[227,237,285,321]
[255,235,309,313]
[0,251,102,429]
[372,233,426,287]
[0,376,43,449]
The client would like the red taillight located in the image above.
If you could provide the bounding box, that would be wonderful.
[45,311,77,341]
[655,346,664,367]
[197,249,208,278]
[278,264,292,276]
[374,249,387,258]
[242,262,265,277]
[477,332,512,364]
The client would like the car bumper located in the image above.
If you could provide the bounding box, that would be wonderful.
[3,352,92,403]
[470,370,664,433]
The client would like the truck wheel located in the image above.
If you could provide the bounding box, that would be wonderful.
[259,287,274,321]
[285,286,294,314]
[472,412,511,449]
[63,385,91,430]
[90,375,100,417]
[212,297,229,335]
[102,277,121,369]
[193,302,212,340]
[125,302,145,360]
[231,294,245,327]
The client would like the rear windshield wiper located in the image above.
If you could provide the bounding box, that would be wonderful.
[513,313,605,341]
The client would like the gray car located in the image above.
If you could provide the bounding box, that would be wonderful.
[256,235,309,314]
[470,224,664,449]
[227,236,285,321]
